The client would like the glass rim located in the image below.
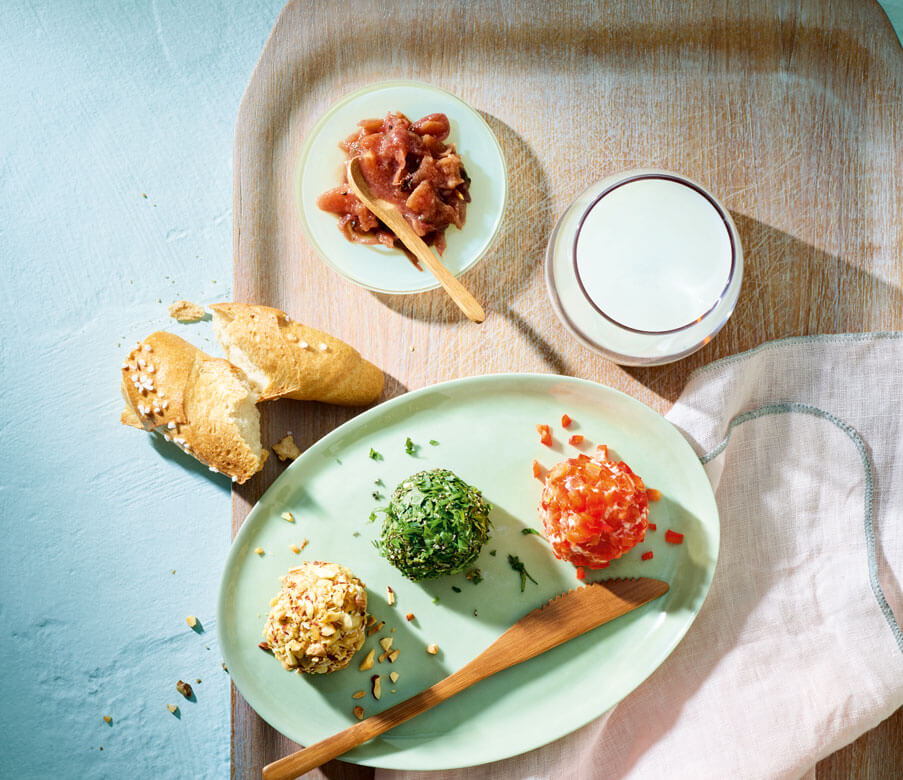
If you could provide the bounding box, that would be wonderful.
[571,172,738,336]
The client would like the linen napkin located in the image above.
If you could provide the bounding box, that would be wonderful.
[379,333,903,780]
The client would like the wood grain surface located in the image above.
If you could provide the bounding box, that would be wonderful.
[231,1,903,777]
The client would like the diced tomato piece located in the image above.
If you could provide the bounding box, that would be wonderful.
[532,460,544,480]
[536,423,552,446]
[648,523,657,531]
[596,444,609,459]
[568,434,584,446]
[641,551,654,561]
[575,566,585,580]
[561,414,572,428]
[665,529,684,544]
[646,488,662,502]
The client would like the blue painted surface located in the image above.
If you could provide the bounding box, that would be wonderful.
[0,3,899,779]
[0,2,282,778]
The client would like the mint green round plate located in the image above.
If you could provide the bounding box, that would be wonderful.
[218,374,718,770]
[293,80,507,294]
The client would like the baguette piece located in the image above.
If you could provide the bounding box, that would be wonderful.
[210,303,384,405]
[120,331,266,484]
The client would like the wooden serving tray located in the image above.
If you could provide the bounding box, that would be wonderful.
[231,1,903,777]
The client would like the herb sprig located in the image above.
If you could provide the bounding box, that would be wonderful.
[507,554,538,592]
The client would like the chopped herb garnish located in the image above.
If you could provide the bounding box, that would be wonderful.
[376,468,492,581]
[368,511,378,523]
[374,478,384,486]
[465,568,483,585]
[451,586,462,593]
[429,439,439,446]
[432,596,440,604]
[489,550,497,557]
[369,448,383,460]
[372,491,384,501]
[336,458,343,465]
[508,555,538,593]
[473,609,479,617]
[404,437,418,455]
[352,531,361,537]
[521,528,542,536]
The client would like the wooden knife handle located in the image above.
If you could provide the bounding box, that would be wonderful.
[261,673,470,780]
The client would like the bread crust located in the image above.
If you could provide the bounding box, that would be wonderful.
[210,303,384,405]
[120,331,266,484]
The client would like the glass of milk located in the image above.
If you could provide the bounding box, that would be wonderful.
[545,169,743,365]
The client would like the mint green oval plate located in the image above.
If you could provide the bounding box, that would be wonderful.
[217,374,718,770]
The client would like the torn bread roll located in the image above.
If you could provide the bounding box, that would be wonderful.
[209,303,384,405]
[120,332,267,484]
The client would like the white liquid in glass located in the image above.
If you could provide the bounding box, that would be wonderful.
[574,177,733,333]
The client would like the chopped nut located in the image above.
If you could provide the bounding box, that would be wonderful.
[366,615,376,626]
[102,716,112,724]
[378,637,394,652]
[386,586,395,606]
[353,705,364,720]
[258,641,272,653]
[167,704,179,714]
[388,649,400,663]
[405,612,415,622]
[195,679,201,684]
[366,620,385,637]
[176,680,193,699]
[273,436,302,462]
[358,648,375,671]
[389,671,399,683]
[289,544,300,554]
[168,299,206,322]
[371,675,381,700]
[280,511,295,523]
[254,547,264,556]
[426,643,439,655]
[185,615,197,629]
[352,690,366,699]
[378,651,389,663]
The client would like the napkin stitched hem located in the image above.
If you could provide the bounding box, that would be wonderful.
[700,400,903,655]
[688,331,903,381]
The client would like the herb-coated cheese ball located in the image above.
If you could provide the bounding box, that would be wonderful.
[377,468,492,581]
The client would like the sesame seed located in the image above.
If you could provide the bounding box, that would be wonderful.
[161,401,169,409]
[147,365,155,373]
[137,358,146,369]
[163,434,171,442]
[231,476,238,482]
[298,341,309,349]
[209,466,219,473]
[167,421,176,430]
[143,344,152,352]
[158,391,166,398]
[319,343,328,351]
[121,363,129,370]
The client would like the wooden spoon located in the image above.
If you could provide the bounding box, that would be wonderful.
[346,157,486,323]
[261,577,669,780]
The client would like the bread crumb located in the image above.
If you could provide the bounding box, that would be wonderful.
[254,547,264,556]
[103,716,112,724]
[167,704,179,714]
[185,615,197,629]
[389,671,399,683]
[353,705,364,720]
[289,544,300,554]
[168,300,206,322]
[281,511,295,523]
[273,435,301,462]
[426,643,438,655]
